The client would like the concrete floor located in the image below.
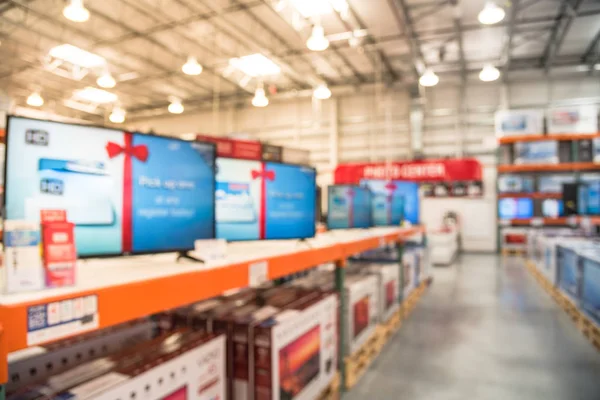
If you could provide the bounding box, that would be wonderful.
[344,254,600,400]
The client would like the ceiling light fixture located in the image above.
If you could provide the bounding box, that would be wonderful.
[229,54,281,77]
[182,56,203,76]
[478,1,505,25]
[307,25,329,51]
[479,64,500,82]
[97,71,116,88]
[26,91,44,107]
[168,97,184,114]
[289,0,347,17]
[109,107,126,123]
[419,69,439,87]
[73,87,118,103]
[313,84,332,100]
[252,86,269,108]
[49,44,106,68]
[274,0,286,12]
[63,0,90,23]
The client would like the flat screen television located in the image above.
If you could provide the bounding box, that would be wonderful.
[542,199,564,218]
[538,174,576,193]
[497,174,535,193]
[215,157,316,241]
[3,116,216,257]
[361,180,419,225]
[498,198,534,219]
[327,185,371,230]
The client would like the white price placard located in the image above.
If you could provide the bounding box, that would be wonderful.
[249,260,268,287]
[531,218,544,227]
[379,237,386,247]
[499,219,511,227]
[566,215,578,227]
[195,239,227,262]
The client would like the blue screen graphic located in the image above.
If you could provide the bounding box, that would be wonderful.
[582,253,600,325]
[215,158,316,240]
[5,117,215,256]
[498,198,534,219]
[327,185,371,229]
[360,180,418,225]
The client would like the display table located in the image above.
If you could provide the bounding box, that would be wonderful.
[428,228,458,265]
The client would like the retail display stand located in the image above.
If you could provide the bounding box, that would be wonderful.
[0,226,423,397]
[496,133,600,252]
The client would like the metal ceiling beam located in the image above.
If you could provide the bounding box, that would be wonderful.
[412,0,449,22]
[449,1,465,78]
[502,0,520,82]
[582,27,600,63]
[387,0,426,76]
[542,0,584,72]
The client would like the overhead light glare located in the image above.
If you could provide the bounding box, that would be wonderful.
[307,25,330,51]
[419,69,439,87]
[73,87,118,104]
[313,84,332,100]
[478,1,505,25]
[595,63,600,71]
[288,0,347,17]
[49,44,106,68]
[229,54,281,77]
[182,56,203,76]
[109,107,126,123]
[63,0,90,22]
[27,91,44,107]
[168,98,184,114]
[252,88,269,108]
[479,64,500,82]
[97,72,116,88]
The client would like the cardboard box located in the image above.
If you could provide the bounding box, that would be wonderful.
[253,293,337,400]
[594,138,600,163]
[2,220,44,294]
[581,250,600,325]
[547,105,598,134]
[557,240,597,304]
[344,275,378,355]
[402,250,416,299]
[578,139,594,162]
[495,109,544,137]
[514,141,559,164]
[365,264,400,322]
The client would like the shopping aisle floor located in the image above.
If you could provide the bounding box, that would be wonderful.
[344,254,600,400]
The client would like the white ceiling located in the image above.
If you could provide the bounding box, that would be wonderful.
[0,0,598,123]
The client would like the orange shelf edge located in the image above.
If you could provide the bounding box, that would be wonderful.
[497,192,563,199]
[499,217,600,226]
[497,163,600,173]
[0,227,423,373]
[498,133,600,144]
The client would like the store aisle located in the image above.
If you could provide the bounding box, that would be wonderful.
[344,254,600,400]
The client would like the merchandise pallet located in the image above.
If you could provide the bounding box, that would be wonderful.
[0,226,424,397]
[502,248,527,257]
[524,260,600,352]
[317,372,341,400]
[403,278,431,318]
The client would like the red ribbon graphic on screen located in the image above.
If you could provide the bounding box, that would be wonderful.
[347,188,355,228]
[106,133,149,253]
[251,164,275,239]
[385,182,397,225]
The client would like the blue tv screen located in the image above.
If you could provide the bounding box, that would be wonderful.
[327,185,372,230]
[4,116,216,257]
[498,198,534,219]
[587,182,600,215]
[542,199,564,218]
[215,158,316,241]
[360,180,419,225]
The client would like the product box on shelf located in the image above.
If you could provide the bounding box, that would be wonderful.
[581,249,600,326]
[500,228,528,250]
[2,219,44,293]
[557,240,598,304]
[40,209,76,288]
[344,275,378,356]
[547,105,599,135]
[495,109,544,137]
[402,250,417,298]
[365,264,400,323]
[514,141,559,164]
[578,139,595,163]
[253,293,338,400]
[499,144,514,164]
[594,137,600,163]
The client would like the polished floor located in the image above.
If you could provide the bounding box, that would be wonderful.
[344,254,600,400]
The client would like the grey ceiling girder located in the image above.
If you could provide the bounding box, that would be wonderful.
[542,0,584,72]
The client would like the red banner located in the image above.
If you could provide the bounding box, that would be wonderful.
[334,159,482,184]
[197,134,261,160]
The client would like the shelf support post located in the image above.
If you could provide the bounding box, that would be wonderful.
[334,258,346,391]
[396,240,405,305]
[0,322,6,400]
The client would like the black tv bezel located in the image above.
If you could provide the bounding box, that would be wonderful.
[214,156,317,242]
[3,115,217,259]
[326,184,372,230]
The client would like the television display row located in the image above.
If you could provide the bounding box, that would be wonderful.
[4,117,317,257]
[327,182,420,230]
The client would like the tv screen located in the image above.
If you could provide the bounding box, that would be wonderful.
[587,182,600,215]
[215,158,316,241]
[4,117,216,257]
[498,174,535,193]
[327,185,371,230]
[498,198,534,219]
[361,180,419,225]
[542,199,564,218]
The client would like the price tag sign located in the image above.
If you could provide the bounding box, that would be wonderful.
[566,216,578,227]
[499,219,511,227]
[531,218,544,227]
[195,239,227,262]
[249,260,268,287]
[581,216,592,231]
[379,237,386,247]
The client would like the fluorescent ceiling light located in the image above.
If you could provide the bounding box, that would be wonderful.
[109,107,126,123]
[419,69,439,87]
[63,0,90,23]
[97,72,116,88]
[182,56,203,76]
[229,54,281,77]
[307,25,330,51]
[27,92,44,107]
[313,84,331,100]
[49,44,106,69]
[479,64,500,82]
[288,0,348,17]
[478,1,505,25]
[252,88,269,107]
[73,87,118,104]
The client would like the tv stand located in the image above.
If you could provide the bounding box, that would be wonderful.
[297,238,313,249]
[176,251,205,263]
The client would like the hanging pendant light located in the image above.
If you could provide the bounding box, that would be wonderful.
[307,25,329,51]
[109,107,126,123]
[313,84,332,100]
[479,64,500,82]
[419,69,439,87]
[26,91,44,107]
[252,85,269,107]
[478,2,505,25]
[97,71,116,88]
[168,97,184,114]
[63,0,90,23]
[182,56,203,76]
